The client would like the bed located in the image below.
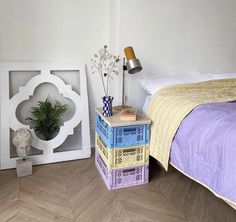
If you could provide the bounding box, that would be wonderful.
[137,73,236,209]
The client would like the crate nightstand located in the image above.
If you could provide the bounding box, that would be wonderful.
[95,108,151,190]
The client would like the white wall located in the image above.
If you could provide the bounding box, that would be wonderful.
[118,0,236,111]
[1,0,236,146]
[0,0,118,145]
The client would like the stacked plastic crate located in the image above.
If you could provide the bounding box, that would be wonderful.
[95,108,151,190]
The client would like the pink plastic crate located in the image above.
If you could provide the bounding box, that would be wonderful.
[95,151,149,190]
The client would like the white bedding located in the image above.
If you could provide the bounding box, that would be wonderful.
[136,73,236,96]
[142,95,152,115]
[141,73,236,114]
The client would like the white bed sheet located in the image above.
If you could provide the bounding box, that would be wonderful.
[142,95,152,115]
[136,73,236,96]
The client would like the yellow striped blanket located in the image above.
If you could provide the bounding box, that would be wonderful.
[146,78,236,170]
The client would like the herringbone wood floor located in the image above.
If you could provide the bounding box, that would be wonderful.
[1,151,236,222]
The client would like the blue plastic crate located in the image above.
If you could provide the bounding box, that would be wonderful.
[95,114,150,148]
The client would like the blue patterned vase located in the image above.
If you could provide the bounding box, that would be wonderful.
[102,96,113,117]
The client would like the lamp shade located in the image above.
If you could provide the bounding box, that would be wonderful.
[124,47,142,74]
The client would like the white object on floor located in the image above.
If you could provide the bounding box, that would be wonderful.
[16,158,32,177]
[0,62,91,169]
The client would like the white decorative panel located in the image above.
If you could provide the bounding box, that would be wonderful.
[0,62,91,169]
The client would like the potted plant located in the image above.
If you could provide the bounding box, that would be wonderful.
[91,45,119,116]
[26,98,67,140]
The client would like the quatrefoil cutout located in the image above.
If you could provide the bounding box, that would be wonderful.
[9,71,82,153]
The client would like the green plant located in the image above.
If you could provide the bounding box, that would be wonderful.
[26,98,67,141]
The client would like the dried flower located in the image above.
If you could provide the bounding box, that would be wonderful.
[91,45,120,96]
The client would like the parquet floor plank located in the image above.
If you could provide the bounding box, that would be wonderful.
[0,153,236,221]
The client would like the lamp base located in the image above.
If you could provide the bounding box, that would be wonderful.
[113,105,133,112]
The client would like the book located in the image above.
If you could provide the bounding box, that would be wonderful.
[120,108,137,121]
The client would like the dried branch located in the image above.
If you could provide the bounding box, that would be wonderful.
[91,45,119,96]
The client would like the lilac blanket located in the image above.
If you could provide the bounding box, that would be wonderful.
[170,101,236,203]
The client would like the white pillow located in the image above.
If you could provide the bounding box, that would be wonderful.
[206,73,236,80]
[135,73,211,95]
